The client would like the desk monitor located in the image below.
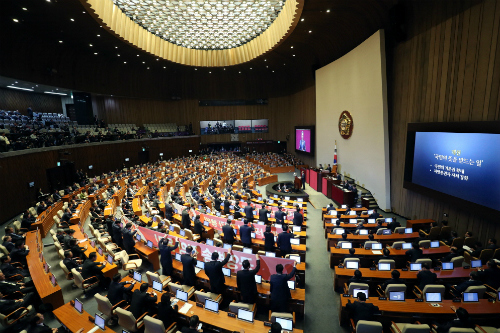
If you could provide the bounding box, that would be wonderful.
[95,313,106,330]
[285,196,290,201]
[346,261,359,269]
[335,228,345,235]
[290,238,300,245]
[410,263,422,271]
[274,236,277,242]
[199,205,202,210]
[470,259,482,268]
[228,215,234,220]
[196,261,205,270]
[425,292,442,302]
[74,298,83,313]
[341,205,347,208]
[243,248,253,254]
[389,291,405,301]
[378,263,391,271]
[239,209,244,213]
[204,221,209,227]
[258,197,263,201]
[341,242,352,249]
[237,308,254,323]
[359,229,369,235]
[216,212,221,217]
[39,252,44,262]
[298,198,303,202]
[287,280,295,290]
[257,221,265,225]
[255,275,262,284]
[230,205,234,210]
[463,292,479,302]
[405,228,413,234]
[222,267,231,277]
[136,234,141,242]
[266,213,271,218]
[233,229,238,236]
[50,274,57,286]
[367,210,374,215]
[353,289,368,299]
[274,195,278,198]
[205,299,219,313]
[385,218,393,223]
[97,247,103,256]
[133,272,142,283]
[180,230,186,237]
[275,317,293,331]
[152,280,163,292]
[176,290,188,302]
[442,262,454,270]
[349,211,357,216]
[292,226,301,233]
[44,262,50,273]
[107,254,113,264]
[275,223,283,229]
[265,251,276,257]
[223,243,232,250]
[90,240,96,248]
[268,200,273,205]
[251,232,256,239]
[402,243,412,250]
[175,253,181,261]
[430,241,440,248]
[498,291,500,300]
[146,240,153,249]
[349,219,357,224]
[169,225,175,232]
[371,243,383,250]
[382,229,392,235]
[207,208,211,214]
[206,239,214,246]
[367,219,376,224]
[175,209,178,214]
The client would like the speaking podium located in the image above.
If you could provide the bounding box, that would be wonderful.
[294,176,302,190]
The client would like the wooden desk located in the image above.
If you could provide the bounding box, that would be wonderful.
[70,226,119,279]
[32,201,64,238]
[330,184,355,207]
[256,175,278,186]
[330,246,451,268]
[406,219,436,229]
[25,231,65,309]
[53,302,114,333]
[324,222,388,236]
[326,232,421,250]
[135,241,160,271]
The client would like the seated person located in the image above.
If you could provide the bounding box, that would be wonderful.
[326,203,335,214]
[2,236,14,253]
[416,263,437,290]
[435,307,475,333]
[405,242,423,263]
[347,269,367,285]
[181,315,202,333]
[343,248,358,260]
[82,252,110,290]
[156,292,179,329]
[380,270,405,290]
[362,234,376,247]
[450,271,482,297]
[28,312,84,333]
[129,283,157,319]
[10,240,29,267]
[63,250,81,272]
[0,256,29,280]
[478,260,500,289]
[487,238,498,250]
[0,291,35,319]
[108,273,135,306]
[368,209,380,219]
[440,246,459,263]
[345,292,379,325]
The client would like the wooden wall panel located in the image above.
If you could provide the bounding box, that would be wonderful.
[0,88,63,115]
[389,0,500,242]
[0,136,199,223]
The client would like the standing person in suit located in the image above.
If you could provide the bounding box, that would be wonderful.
[181,246,197,286]
[112,220,123,248]
[164,201,174,221]
[129,283,157,319]
[28,313,84,333]
[204,252,231,294]
[237,255,261,303]
[239,219,255,248]
[277,224,297,257]
[157,293,179,330]
[222,220,235,245]
[345,292,379,324]
[301,171,306,189]
[82,252,110,290]
[159,237,179,277]
[270,262,297,312]
[193,216,205,240]
[293,206,303,227]
[274,206,285,225]
[181,209,191,229]
[259,207,269,224]
[243,201,254,220]
[108,273,134,306]
[416,263,437,290]
[122,223,137,254]
[264,226,275,252]
[223,198,230,215]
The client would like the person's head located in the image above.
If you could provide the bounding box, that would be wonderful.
[0,272,5,281]
[244,219,249,225]
[276,264,284,274]
[113,273,122,282]
[226,219,232,225]
[186,246,193,254]
[57,228,64,234]
[469,271,478,281]
[125,223,132,229]
[283,224,289,232]
[270,322,282,333]
[89,252,97,261]
[161,292,170,304]
[451,231,458,238]
[474,241,482,249]
[421,263,430,270]
[14,240,24,249]
[377,220,383,226]
[489,238,497,245]
[450,247,458,253]
[211,252,219,260]
[70,239,77,247]
[354,269,362,278]
[391,270,400,279]
[349,248,355,255]
[465,231,473,238]
[413,241,420,249]
[242,259,250,269]
[455,307,469,322]
[67,229,76,236]
[487,260,497,269]
[2,236,11,243]
[266,225,272,233]
[0,256,11,263]
[357,292,367,302]
[341,233,348,240]
[441,220,448,226]
[30,313,45,326]
[140,282,149,292]
[189,315,199,328]
[383,248,390,256]
[368,234,375,241]
[64,251,73,258]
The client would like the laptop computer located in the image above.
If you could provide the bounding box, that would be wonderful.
[175,253,181,261]
[442,262,454,270]
[405,228,413,234]
[340,242,352,249]
[222,267,231,277]
[255,275,262,284]
[275,317,293,331]
[265,251,276,257]
[389,291,405,301]
[430,241,440,248]
[237,308,254,323]
[107,254,113,264]
[94,313,106,330]
[74,298,83,313]
[382,229,392,235]
[136,234,141,241]
[223,243,232,250]
[349,218,357,224]
[293,226,301,232]
[410,263,422,271]
[243,247,253,254]
[205,299,219,313]
[378,263,391,271]
[133,272,142,283]
[152,280,163,293]
[402,243,412,250]
[470,259,482,268]
[359,229,369,235]
[367,219,376,224]
[335,229,345,235]
[176,290,188,302]
[385,218,393,223]
[462,292,479,302]
[346,261,359,269]
[371,243,383,250]
[425,292,442,302]
[206,239,214,246]
[290,238,300,245]
[146,240,154,249]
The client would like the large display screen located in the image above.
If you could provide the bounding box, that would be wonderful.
[404,123,500,217]
[200,119,268,135]
[295,126,314,156]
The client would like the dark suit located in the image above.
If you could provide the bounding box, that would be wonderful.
[204,254,231,294]
[270,267,296,312]
[239,225,254,248]
[181,254,197,286]
[129,289,157,318]
[222,224,235,244]
[63,258,80,271]
[440,252,459,263]
[274,210,285,224]
[193,220,205,236]
[82,259,108,288]
[237,259,261,303]
[345,301,379,324]
[165,204,173,220]
[380,278,405,290]
[277,232,295,256]
[112,223,123,248]
[27,323,57,333]
[2,241,14,253]
[453,279,483,295]
[244,206,254,219]
[264,232,275,251]
[223,200,230,215]
[107,281,133,305]
[405,248,423,262]
[122,228,137,254]
[0,263,27,279]
[416,270,437,290]
[479,266,500,289]
[10,247,29,266]
[259,209,269,223]
[159,239,178,276]
[181,210,191,229]
[293,211,303,226]
[157,301,178,329]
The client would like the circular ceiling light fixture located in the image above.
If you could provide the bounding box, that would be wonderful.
[81,0,303,67]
